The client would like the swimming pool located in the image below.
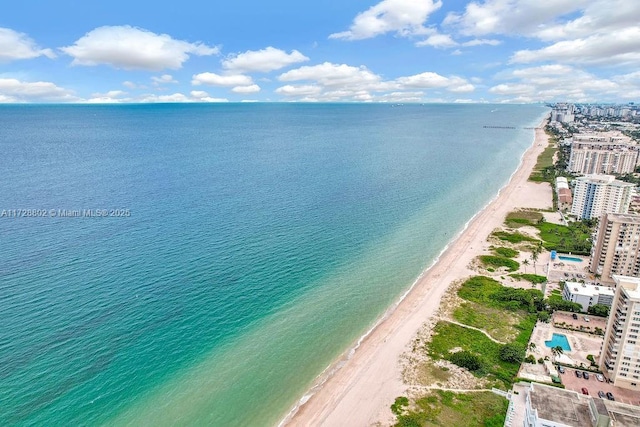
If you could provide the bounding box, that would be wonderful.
[545,333,571,351]
[558,255,583,263]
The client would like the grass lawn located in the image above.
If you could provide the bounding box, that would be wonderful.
[452,302,522,343]
[479,255,520,272]
[393,390,508,427]
[427,322,520,388]
[492,246,519,258]
[529,143,557,182]
[536,222,591,254]
[505,210,543,228]
[492,231,540,244]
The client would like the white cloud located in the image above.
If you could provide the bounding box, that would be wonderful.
[329,0,442,40]
[60,26,219,70]
[511,27,640,66]
[275,85,323,97]
[0,27,55,62]
[231,84,261,94]
[223,47,309,73]
[123,81,137,89]
[416,33,457,48]
[189,90,229,102]
[395,72,475,92]
[462,38,501,47]
[151,74,178,84]
[192,72,253,87]
[0,78,78,102]
[140,93,192,103]
[443,0,589,37]
[489,65,628,102]
[279,62,382,89]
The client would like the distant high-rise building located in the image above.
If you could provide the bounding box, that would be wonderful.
[591,214,640,283]
[568,133,640,175]
[599,275,640,391]
[570,175,634,220]
[551,103,575,124]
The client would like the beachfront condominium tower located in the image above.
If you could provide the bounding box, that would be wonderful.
[591,213,640,284]
[570,175,634,220]
[599,275,640,391]
[568,133,640,175]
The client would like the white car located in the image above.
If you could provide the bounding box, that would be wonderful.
[596,374,604,382]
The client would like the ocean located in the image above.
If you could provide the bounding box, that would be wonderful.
[0,103,548,426]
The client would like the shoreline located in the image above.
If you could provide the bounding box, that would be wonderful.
[280,115,552,426]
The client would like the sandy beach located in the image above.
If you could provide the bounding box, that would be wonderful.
[283,119,552,426]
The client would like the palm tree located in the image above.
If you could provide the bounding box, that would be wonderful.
[531,251,539,275]
[551,345,564,361]
[528,342,537,353]
[522,259,530,273]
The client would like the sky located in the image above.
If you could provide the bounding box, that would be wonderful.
[1,0,640,104]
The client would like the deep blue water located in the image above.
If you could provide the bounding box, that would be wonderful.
[0,103,547,426]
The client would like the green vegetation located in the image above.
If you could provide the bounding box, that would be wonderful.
[493,246,519,258]
[499,343,526,364]
[492,230,539,244]
[537,311,550,322]
[453,302,523,342]
[587,355,596,366]
[588,304,610,317]
[392,391,508,427]
[529,141,557,183]
[479,255,520,272]
[391,396,410,416]
[505,210,543,228]
[524,354,536,364]
[536,221,592,255]
[458,276,544,314]
[547,299,582,313]
[509,274,547,284]
[450,350,483,371]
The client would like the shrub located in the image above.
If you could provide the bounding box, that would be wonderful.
[509,274,547,284]
[537,358,544,364]
[494,247,519,258]
[499,344,526,364]
[587,355,596,365]
[537,311,550,322]
[391,396,410,415]
[479,255,520,272]
[449,351,483,372]
[588,304,610,317]
[524,354,537,364]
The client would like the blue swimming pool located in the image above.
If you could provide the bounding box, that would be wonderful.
[545,333,571,351]
[558,255,583,263]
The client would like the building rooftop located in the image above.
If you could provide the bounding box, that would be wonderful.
[604,213,640,225]
[565,281,614,298]
[614,275,640,300]
[529,384,594,427]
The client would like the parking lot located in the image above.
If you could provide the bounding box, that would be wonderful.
[560,367,640,405]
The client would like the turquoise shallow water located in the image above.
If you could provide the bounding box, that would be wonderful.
[545,333,572,351]
[0,104,547,426]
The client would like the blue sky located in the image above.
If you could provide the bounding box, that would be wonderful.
[1,0,640,103]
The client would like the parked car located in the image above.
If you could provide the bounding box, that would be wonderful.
[572,313,578,319]
[558,366,565,374]
[596,374,604,382]
[581,387,589,395]
[575,370,582,378]
[583,372,590,379]
[584,316,590,322]
[598,391,606,398]
[606,392,615,401]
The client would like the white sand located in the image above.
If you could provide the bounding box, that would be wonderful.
[283,121,552,427]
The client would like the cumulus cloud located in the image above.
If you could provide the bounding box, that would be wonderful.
[231,84,261,94]
[60,26,219,70]
[416,33,457,48]
[192,72,253,86]
[151,74,178,84]
[443,0,589,37]
[0,78,78,102]
[0,27,55,62]
[329,0,442,40]
[223,47,309,73]
[275,85,323,97]
[279,62,382,89]
[511,27,640,66]
[395,72,475,92]
[488,64,629,102]
[189,90,229,102]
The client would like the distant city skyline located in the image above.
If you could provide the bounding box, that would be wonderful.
[1,0,640,103]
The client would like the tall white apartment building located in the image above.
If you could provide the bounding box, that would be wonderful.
[590,213,640,283]
[568,133,640,175]
[570,175,634,220]
[599,275,640,390]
